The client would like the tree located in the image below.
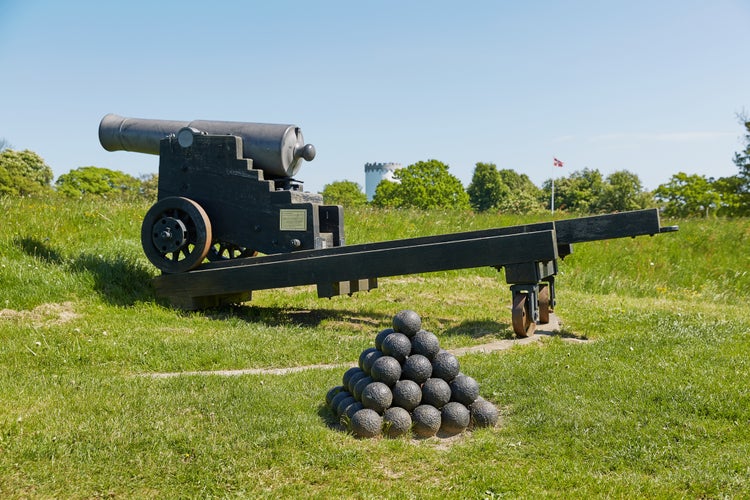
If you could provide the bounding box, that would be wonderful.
[596,170,649,213]
[543,168,605,213]
[321,180,367,207]
[467,162,507,212]
[0,149,54,196]
[496,169,544,213]
[139,173,159,201]
[713,175,744,216]
[654,172,720,217]
[371,180,401,208]
[372,159,469,210]
[733,114,750,214]
[55,166,141,198]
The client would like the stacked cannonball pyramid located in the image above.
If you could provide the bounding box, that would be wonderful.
[325,310,499,439]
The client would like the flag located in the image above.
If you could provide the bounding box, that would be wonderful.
[553,157,564,168]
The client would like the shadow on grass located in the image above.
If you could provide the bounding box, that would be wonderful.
[443,319,514,339]
[317,403,347,432]
[536,328,589,342]
[205,304,390,329]
[15,236,156,306]
[444,318,589,342]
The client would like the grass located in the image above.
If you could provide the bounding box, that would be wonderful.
[1,195,749,498]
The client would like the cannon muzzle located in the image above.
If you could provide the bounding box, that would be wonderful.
[99,113,315,178]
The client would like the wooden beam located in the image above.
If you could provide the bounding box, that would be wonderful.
[154,229,558,303]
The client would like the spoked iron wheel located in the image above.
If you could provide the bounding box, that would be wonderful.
[538,284,551,324]
[512,292,536,338]
[141,197,212,273]
[207,241,257,262]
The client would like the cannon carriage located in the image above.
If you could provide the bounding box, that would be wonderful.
[100,114,677,336]
[99,113,342,273]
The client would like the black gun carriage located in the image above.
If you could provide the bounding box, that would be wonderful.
[99,114,677,337]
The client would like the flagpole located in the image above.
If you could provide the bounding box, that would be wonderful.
[551,157,563,215]
[551,158,555,215]
[551,179,555,215]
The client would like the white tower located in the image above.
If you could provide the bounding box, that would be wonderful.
[364,162,402,201]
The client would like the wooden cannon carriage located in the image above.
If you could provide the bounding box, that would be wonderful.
[99,114,677,336]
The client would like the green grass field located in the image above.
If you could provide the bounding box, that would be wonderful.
[1,196,749,498]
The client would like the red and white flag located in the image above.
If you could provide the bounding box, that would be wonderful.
[553,157,564,168]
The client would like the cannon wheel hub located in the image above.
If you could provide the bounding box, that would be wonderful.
[141,197,212,273]
[152,216,188,254]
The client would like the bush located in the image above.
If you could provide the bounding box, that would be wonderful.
[0,149,53,196]
[55,166,142,199]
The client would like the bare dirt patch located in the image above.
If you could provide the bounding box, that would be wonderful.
[0,302,80,327]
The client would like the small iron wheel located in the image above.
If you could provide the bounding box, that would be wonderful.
[207,241,257,262]
[141,197,212,273]
[538,284,551,324]
[512,292,536,338]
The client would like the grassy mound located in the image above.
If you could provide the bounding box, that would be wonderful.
[1,195,749,497]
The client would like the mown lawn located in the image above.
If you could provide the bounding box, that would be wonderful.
[1,196,748,498]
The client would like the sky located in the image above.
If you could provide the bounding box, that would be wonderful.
[1,0,748,195]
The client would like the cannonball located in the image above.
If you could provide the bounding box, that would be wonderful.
[470,398,499,428]
[391,379,422,411]
[370,355,402,386]
[410,330,440,360]
[375,327,395,351]
[412,404,441,438]
[361,381,393,414]
[330,390,352,415]
[392,310,422,337]
[381,332,412,363]
[360,349,383,375]
[383,407,412,438]
[342,367,363,389]
[440,401,470,435]
[352,375,373,401]
[350,408,382,438]
[431,351,460,382]
[325,385,345,408]
[358,347,378,372]
[401,354,432,384]
[449,374,480,406]
[347,370,368,394]
[421,378,452,409]
[342,401,364,425]
[336,395,356,418]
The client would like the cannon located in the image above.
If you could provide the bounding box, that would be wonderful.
[100,114,677,336]
[99,114,342,273]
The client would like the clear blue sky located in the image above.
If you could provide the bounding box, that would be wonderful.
[1,0,748,194]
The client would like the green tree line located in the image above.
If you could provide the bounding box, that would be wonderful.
[0,144,157,199]
[2,116,749,217]
[323,118,750,217]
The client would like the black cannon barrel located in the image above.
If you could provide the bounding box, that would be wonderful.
[99,113,315,178]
